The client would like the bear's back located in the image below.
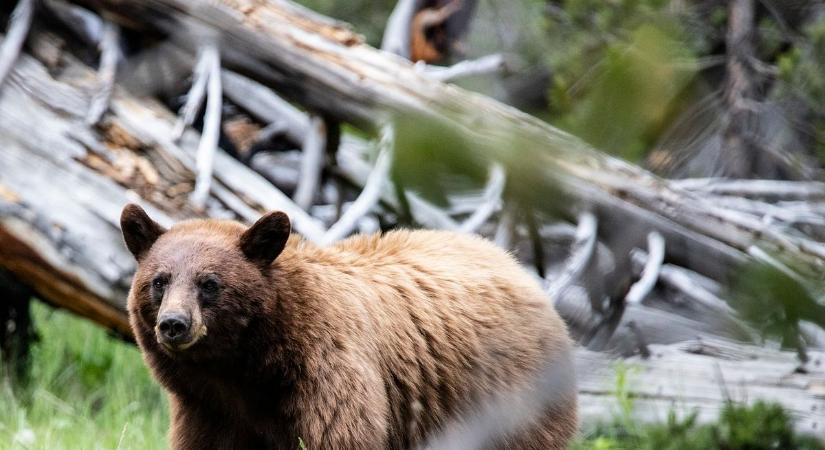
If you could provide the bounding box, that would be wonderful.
[322,230,576,448]
[332,229,532,281]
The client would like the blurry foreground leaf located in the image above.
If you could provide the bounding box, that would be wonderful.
[392,113,569,219]
[729,256,825,356]
[553,23,698,161]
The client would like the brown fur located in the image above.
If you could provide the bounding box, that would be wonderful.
[121,205,577,450]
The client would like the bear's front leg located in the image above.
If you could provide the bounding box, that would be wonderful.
[168,394,265,450]
[292,353,390,450]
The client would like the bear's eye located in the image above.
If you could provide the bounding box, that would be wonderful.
[150,275,168,303]
[152,276,167,291]
[200,279,219,295]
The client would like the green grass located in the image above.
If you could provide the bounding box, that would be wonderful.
[0,302,167,450]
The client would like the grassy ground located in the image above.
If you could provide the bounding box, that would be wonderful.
[0,302,167,450]
[1,302,822,450]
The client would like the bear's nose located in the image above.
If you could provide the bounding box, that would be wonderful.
[158,313,191,343]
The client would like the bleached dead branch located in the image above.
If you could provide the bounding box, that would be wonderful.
[625,232,665,304]
[85,21,120,125]
[221,70,309,144]
[493,205,517,249]
[189,45,221,210]
[336,135,459,230]
[321,125,394,245]
[546,212,597,299]
[630,252,736,316]
[0,0,34,89]
[171,48,211,141]
[293,116,327,210]
[381,0,417,58]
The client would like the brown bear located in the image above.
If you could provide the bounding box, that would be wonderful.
[120,204,577,450]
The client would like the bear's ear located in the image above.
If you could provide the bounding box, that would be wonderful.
[239,211,291,267]
[120,204,166,262]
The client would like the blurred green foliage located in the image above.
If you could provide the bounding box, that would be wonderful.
[392,113,568,218]
[543,0,825,166]
[729,256,825,359]
[392,114,489,208]
[550,23,697,160]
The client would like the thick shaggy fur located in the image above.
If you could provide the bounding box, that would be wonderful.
[122,208,577,450]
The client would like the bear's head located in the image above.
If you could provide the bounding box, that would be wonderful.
[120,204,290,360]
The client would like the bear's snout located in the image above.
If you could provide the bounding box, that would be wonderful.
[157,312,191,345]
